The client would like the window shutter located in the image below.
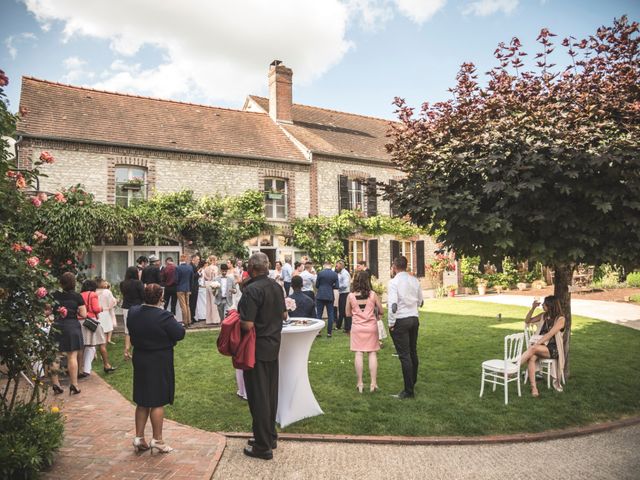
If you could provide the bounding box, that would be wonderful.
[342,239,350,269]
[339,175,350,212]
[366,177,377,217]
[416,240,425,278]
[390,240,400,266]
[368,239,379,278]
[389,179,399,217]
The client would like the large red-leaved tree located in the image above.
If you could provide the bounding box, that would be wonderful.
[384,16,640,374]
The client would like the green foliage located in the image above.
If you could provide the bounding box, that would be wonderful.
[626,272,640,288]
[0,404,64,479]
[630,294,640,303]
[290,210,423,263]
[385,17,640,279]
[593,264,626,289]
[460,256,481,289]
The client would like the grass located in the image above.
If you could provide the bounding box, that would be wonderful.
[99,299,640,437]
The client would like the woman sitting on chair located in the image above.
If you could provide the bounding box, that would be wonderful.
[520,295,565,397]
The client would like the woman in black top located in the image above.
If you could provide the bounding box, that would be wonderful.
[51,272,87,395]
[521,295,566,397]
[127,283,185,454]
[120,266,144,360]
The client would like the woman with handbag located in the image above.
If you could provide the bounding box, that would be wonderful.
[79,279,116,378]
[50,272,87,395]
[346,271,383,393]
[520,296,566,397]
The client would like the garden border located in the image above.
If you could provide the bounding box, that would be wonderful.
[220,415,640,446]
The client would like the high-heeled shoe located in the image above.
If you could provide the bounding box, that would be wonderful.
[69,384,81,395]
[370,384,379,393]
[356,383,363,394]
[133,437,150,452]
[52,384,64,395]
[150,439,174,454]
[103,366,117,373]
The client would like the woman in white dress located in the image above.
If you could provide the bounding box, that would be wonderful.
[203,256,221,325]
[196,259,208,321]
[97,279,117,344]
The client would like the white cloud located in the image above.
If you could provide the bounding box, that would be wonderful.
[347,0,394,31]
[393,0,446,24]
[463,0,519,16]
[23,0,354,104]
[4,32,37,59]
[61,56,95,83]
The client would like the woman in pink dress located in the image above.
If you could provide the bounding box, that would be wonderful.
[346,271,383,393]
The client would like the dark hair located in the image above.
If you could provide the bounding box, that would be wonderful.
[125,266,139,281]
[393,256,408,270]
[275,261,282,268]
[81,279,97,292]
[165,257,173,262]
[291,275,303,290]
[220,263,229,271]
[144,283,164,305]
[357,260,367,266]
[304,261,313,267]
[59,272,76,291]
[191,254,200,260]
[352,271,372,297]
[543,295,564,323]
[136,255,148,264]
[294,261,301,269]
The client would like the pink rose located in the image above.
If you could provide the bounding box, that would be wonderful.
[23,245,33,253]
[6,170,17,178]
[26,256,40,268]
[11,243,22,252]
[37,192,48,202]
[78,201,84,206]
[31,197,42,207]
[66,259,72,265]
[16,174,27,189]
[33,231,47,242]
[57,306,68,318]
[44,258,52,266]
[54,192,66,203]
[39,151,55,164]
[36,287,48,298]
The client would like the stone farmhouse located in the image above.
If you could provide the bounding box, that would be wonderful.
[15,60,437,287]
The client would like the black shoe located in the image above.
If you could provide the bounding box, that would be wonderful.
[69,384,81,395]
[104,366,117,373]
[391,391,414,399]
[52,384,64,395]
[248,437,277,450]
[243,445,273,460]
[78,372,90,379]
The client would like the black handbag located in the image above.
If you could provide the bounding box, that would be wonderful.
[82,292,99,332]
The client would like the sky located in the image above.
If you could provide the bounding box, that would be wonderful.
[1,0,638,120]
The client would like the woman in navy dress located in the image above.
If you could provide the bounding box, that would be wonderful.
[126,283,185,453]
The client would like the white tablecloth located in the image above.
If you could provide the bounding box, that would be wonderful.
[277,318,325,428]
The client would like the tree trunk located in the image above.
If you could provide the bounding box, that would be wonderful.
[553,263,575,378]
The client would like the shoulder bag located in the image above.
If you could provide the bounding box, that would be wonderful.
[82,292,100,332]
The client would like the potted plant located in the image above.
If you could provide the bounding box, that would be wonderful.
[266,188,284,200]
[122,177,144,190]
[476,278,488,296]
[516,282,528,291]
[447,285,457,297]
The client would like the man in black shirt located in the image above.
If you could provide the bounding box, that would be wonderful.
[238,252,286,460]
[287,275,315,318]
[141,255,161,285]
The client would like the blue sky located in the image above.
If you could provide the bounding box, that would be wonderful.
[1,0,638,119]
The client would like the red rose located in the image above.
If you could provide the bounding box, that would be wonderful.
[26,256,40,268]
[6,170,17,178]
[36,287,48,298]
[44,258,52,265]
[39,151,55,164]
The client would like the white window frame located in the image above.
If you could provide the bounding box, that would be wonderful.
[348,179,365,212]
[115,166,147,207]
[399,240,414,273]
[348,239,367,272]
[264,177,288,220]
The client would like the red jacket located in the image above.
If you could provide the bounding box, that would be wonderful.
[217,309,255,370]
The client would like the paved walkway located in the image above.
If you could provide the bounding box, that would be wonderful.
[215,424,640,480]
[460,294,640,330]
[43,374,225,480]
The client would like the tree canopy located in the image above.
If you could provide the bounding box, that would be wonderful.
[385,16,639,272]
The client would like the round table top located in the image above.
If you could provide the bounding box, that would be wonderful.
[282,317,325,334]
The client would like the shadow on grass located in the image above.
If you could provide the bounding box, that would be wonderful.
[100,300,640,437]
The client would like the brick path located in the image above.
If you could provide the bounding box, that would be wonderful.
[43,374,225,480]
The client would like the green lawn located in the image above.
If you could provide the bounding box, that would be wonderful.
[99,300,640,437]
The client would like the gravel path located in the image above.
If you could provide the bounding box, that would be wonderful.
[214,423,640,480]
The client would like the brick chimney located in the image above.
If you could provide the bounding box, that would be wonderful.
[268,60,293,123]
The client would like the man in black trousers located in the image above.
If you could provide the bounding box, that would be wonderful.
[189,254,201,323]
[238,252,286,460]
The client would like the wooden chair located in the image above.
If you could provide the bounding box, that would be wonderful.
[480,333,524,405]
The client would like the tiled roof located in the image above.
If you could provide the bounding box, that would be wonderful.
[247,95,395,162]
[17,78,307,163]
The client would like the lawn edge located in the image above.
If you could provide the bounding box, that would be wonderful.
[219,415,640,445]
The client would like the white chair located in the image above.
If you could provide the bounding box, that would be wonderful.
[480,333,524,405]
[523,322,566,390]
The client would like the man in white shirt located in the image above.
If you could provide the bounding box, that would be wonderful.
[299,262,317,301]
[387,256,423,399]
[335,260,352,332]
[281,258,293,296]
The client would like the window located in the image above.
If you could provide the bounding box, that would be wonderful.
[348,239,366,272]
[264,178,288,220]
[115,166,147,207]
[399,240,414,273]
[348,179,365,212]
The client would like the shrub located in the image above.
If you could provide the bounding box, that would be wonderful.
[626,272,640,288]
[630,294,640,303]
[0,404,64,479]
[460,256,480,288]
[593,264,626,289]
